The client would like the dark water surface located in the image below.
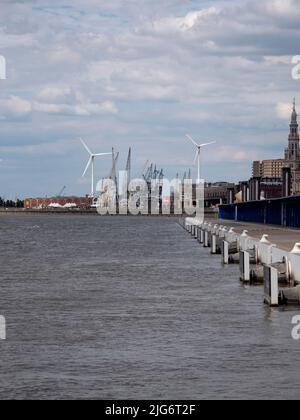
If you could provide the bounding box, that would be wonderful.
[0,215,299,400]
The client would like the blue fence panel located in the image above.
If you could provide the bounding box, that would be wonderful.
[219,196,300,228]
[286,199,300,228]
[266,200,282,226]
[219,205,235,220]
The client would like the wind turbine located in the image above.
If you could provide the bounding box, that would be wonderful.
[186,134,216,181]
[80,138,112,198]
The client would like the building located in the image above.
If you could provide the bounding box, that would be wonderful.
[204,182,237,207]
[284,99,300,194]
[252,161,262,178]
[251,99,300,196]
[252,159,285,178]
[24,196,92,210]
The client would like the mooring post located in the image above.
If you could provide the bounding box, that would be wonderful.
[200,228,204,244]
[239,230,249,251]
[240,250,250,282]
[257,234,274,266]
[191,225,195,237]
[264,265,279,306]
[211,234,217,254]
[287,243,300,286]
[204,230,209,248]
[223,240,229,264]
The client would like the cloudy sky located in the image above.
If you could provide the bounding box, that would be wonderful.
[0,0,300,198]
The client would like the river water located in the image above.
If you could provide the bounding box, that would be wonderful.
[0,215,299,400]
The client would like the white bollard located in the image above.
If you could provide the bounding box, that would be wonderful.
[287,243,300,285]
[223,241,229,264]
[257,235,275,265]
[239,230,249,251]
[211,234,217,255]
[240,250,250,282]
[200,229,204,244]
[291,243,300,255]
[204,230,209,248]
[264,265,279,307]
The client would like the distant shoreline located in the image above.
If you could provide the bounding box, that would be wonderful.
[0,208,216,217]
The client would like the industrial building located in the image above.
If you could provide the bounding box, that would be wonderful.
[252,159,285,179]
[24,196,92,210]
[204,182,237,207]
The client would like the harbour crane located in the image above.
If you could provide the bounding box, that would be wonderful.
[56,186,66,197]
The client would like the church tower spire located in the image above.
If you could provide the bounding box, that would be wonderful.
[285,98,300,161]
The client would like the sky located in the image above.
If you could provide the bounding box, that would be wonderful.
[0,0,300,199]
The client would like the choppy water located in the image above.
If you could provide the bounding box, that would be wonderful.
[0,215,300,400]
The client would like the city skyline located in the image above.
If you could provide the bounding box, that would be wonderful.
[0,0,300,198]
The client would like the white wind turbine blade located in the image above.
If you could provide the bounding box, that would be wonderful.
[80,138,92,155]
[186,134,199,147]
[199,141,216,147]
[93,153,113,157]
[194,149,200,164]
[82,157,92,177]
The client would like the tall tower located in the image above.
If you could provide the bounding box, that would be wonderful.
[285,99,300,163]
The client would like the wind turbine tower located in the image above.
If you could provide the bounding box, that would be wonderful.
[186,134,216,181]
[80,138,112,199]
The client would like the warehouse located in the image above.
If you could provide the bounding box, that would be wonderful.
[24,196,92,210]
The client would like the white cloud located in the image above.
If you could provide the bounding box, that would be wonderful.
[33,100,118,116]
[0,92,118,119]
[263,0,300,17]
[48,48,81,64]
[0,138,76,155]
[38,87,73,103]
[0,0,299,196]
[264,56,292,65]
[151,7,220,33]
[277,102,294,120]
[0,96,32,119]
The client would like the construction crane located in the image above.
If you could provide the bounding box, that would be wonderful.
[56,186,66,197]
[141,160,150,181]
[126,148,132,186]
[109,149,119,182]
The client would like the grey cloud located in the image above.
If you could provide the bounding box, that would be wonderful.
[0,0,299,197]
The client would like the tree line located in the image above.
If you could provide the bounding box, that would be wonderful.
[0,197,24,208]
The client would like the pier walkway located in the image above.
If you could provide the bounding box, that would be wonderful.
[207,218,300,252]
